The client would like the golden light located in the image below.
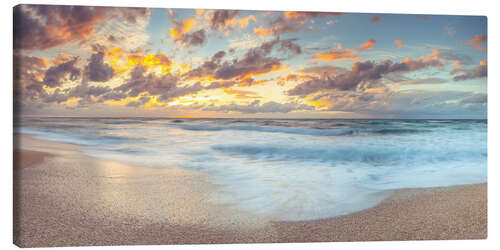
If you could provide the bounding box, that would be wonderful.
[167,95,219,106]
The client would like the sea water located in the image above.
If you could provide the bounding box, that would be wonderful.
[15,118,487,220]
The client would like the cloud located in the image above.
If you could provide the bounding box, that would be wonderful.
[254,16,302,37]
[284,11,344,20]
[434,51,472,66]
[209,10,256,31]
[85,52,115,82]
[14,5,109,50]
[289,55,443,95]
[94,8,151,51]
[462,35,487,51]
[223,89,261,99]
[320,89,486,118]
[460,93,487,105]
[14,54,47,84]
[210,10,240,30]
[114,65,179,98]
[169,17,206,47]
[279,38,302,56]
[184,50,226,79]
[214,45,282,80]
[42,57,81,88]
[204,100,314,114]
[370,15,383,24]
[358,39,376,50]
[312,48,359,61]
[254,11,344,37]
[185,37,286,81]
[118,7,150,24]
[14,5,151,51]
[299,65,347,76]
[395,39,404,48]
[126,96,151,107]
[451,63,487,81]
[14,54,48,107]
[179,29,207,47]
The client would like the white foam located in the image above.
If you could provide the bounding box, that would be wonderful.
[17,118,487,221]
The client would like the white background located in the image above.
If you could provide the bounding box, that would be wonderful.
[1,0,497,249]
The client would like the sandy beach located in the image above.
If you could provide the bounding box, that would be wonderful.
[13,134,487,247]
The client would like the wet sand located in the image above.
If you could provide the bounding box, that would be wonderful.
[13,134,487,247]
[275,183,486,242]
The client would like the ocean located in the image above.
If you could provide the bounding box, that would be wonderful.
[15,118,487,221]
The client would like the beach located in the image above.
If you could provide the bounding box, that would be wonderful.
[13,134,486,247]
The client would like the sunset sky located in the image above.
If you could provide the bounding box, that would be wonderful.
[13,5,487,118]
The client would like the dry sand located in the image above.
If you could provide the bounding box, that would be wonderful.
[13,134,487,247]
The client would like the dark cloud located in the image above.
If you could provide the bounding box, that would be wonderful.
[169,17,207,47]
[179,29,206,47]
[257,16,302,36]
[14,5,109,50]
[299,65,346,76]
[126,96,151,107]
[43,57,81,88]
[210,10,240,30]
[118,7,150,24]
[107,35,118,43]
[115,65,178,97]
[14,5,151,51]
[86,52,115,82]
[185,38,285,82]
[451,64,487,81]
[113,65,204,103]
[213,38,282,80]
[288,57,443,95]
[184,51,226,79]
[14,54,46,85]
[279,39,302,56]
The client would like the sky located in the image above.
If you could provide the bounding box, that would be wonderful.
[13,5,487,118]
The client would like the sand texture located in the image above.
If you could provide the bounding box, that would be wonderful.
[13,134,487,247]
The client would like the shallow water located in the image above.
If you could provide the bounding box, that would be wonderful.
[15,118,487,220]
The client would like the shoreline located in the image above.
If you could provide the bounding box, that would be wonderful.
[13,133,487,246]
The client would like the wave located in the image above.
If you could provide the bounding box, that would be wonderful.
[178,124,431,136]
[210,143,485,165]
[178,124,356,136]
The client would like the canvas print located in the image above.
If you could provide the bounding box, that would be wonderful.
[13,4,487,247]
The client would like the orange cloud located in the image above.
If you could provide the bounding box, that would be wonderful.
[254,26,273,37]
[370,15,383,24]
[312,49,360,61]
[227,15,256,29]
[395,39,404,48]
[358,39,376,50]
[463,35,487,51]
[170,18,196,39]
